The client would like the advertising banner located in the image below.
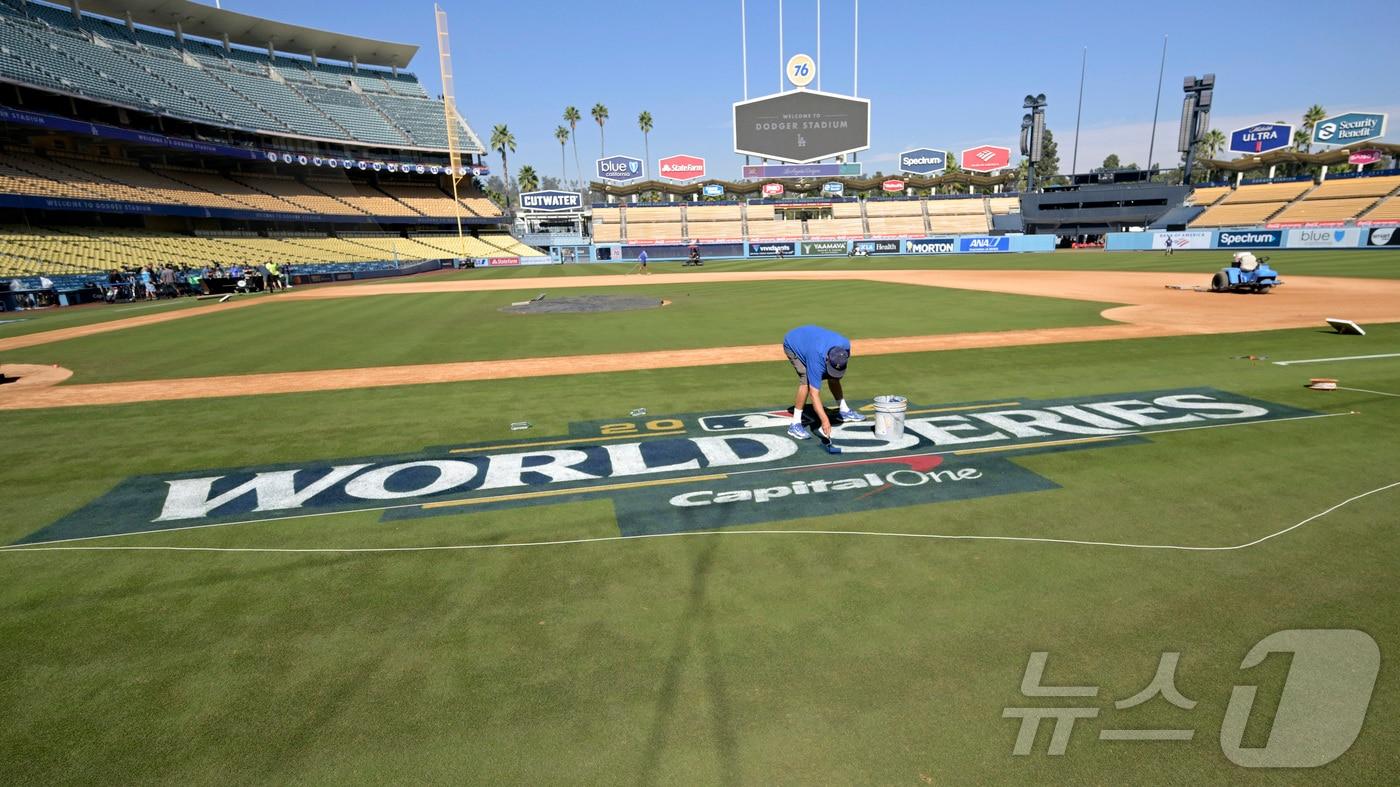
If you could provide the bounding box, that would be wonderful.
[1348,150,1382,166]
[1286,229,1355,248]
[1228,123,1293,155]
[801,240,849,256]
[762,182,785,197]
[596,155,644,183]
[960,145,1012,173]
[1217,230,1283,248]
[658,154,706,181]
[519,190,582,212]
[741,163,863,179]
[958,236,1012,253]
[852,239,901,255]
[749,241,796,256]
[904,237,958,254]
[1367,227,1400,247]
[1152,230,1212,250]
[822,181,845,195]
[702,184,725,197]
[1313,112,1388,146]
[898,148,948,175]
[881,179,906,192]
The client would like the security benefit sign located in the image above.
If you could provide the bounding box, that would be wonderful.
[1313,112,1388,146]
[733,89,871,163]
[20,390,1317,545]
[519,190,582,212]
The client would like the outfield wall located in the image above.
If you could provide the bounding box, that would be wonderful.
[1105,227,1400,251]
[593,234,1055,261]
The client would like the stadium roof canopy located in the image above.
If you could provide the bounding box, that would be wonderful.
[72,0,419,68]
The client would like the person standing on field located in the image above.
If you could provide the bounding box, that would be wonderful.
[781,324,865,440]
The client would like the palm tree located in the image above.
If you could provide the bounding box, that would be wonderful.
[1298,104,1326,154]
[1197,128,1226,181]
[563,106,582,187]
[489,123,516,194]
[554,126,570,186]
[591,103,609,157]
[517,165,539,194]
[637,110,653,179]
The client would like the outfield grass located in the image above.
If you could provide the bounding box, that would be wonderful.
[2,322,1397,783]
[0,281,1113,383]
[424,249,1400,280]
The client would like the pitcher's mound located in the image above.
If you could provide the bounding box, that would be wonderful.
[502,295,666,314]
[0,364,73,389]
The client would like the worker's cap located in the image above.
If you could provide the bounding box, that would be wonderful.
[825,346,850,379]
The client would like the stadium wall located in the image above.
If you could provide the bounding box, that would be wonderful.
[1105,228,1398,251]
[591,235,1054,261]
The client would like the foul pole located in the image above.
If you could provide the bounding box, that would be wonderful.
[436,4,466,258]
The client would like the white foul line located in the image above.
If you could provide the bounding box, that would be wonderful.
[1339,386,1400,398]
[1273,352,1400,366]
[0,480,1393,555]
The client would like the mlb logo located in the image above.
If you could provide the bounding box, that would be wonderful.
[699,411,792,432]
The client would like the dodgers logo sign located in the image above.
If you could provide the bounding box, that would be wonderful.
[596,155,643,183]
[519,190,583,212]
[1313,112,1387,146]
[1229,123,1293,155]
[899,148,948,175]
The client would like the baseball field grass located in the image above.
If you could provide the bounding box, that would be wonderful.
[2,250,1398,783]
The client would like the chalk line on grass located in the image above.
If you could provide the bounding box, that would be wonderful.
[2,481,1392,557]
[1338,386,1400,398]
[1273,352,1400,366]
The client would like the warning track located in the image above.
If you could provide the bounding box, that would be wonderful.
[2,269,1398,411]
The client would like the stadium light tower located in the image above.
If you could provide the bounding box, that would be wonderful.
[1021,93,1047,191]
[1178,74,1214,182]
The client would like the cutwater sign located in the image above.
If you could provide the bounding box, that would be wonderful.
[519,190,582,212]
[899,148,948,175]
[959,236,1011,253]
[1313,113,1387,146]
[906,237,957,254]
[19,389,1315,544]
[1229,123,1292,155]
[1217,230,1282,248]
[596,155,643,183]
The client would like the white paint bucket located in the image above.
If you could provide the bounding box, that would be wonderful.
[872,395,908,440]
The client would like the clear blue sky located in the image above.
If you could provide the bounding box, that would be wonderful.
[215,0,1397,179]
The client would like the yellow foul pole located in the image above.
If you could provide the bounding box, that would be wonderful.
[435,4,466,260]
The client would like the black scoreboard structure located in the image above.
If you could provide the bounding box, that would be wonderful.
[732,89,871,164]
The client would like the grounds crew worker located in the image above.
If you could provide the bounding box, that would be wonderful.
[782,324,865,440]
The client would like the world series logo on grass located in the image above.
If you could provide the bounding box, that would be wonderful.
[21,389,1316,546]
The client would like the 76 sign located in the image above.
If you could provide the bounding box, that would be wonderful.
[786,53,815,88]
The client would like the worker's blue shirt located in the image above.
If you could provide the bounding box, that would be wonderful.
[638,251,648,262]
[783,325,849,390]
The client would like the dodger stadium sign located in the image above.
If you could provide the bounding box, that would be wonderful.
[22,389,1314,545]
